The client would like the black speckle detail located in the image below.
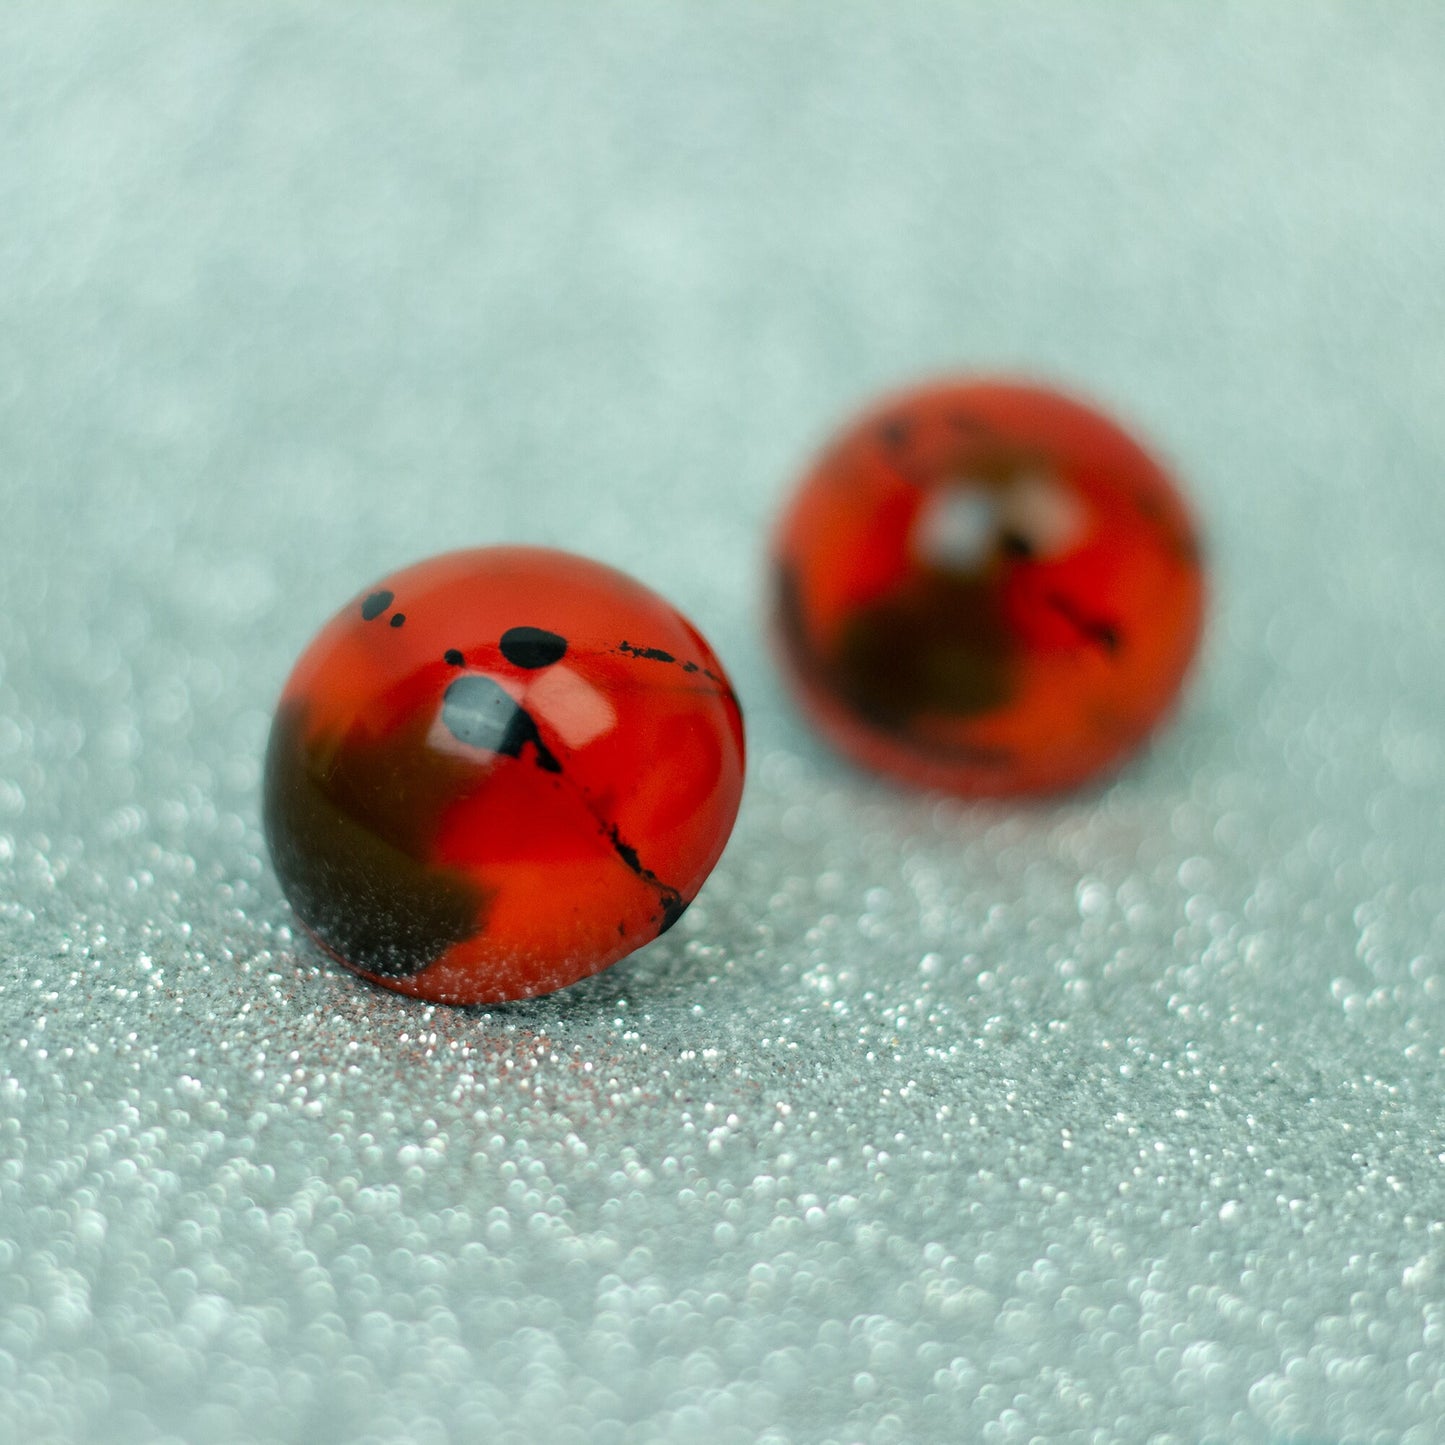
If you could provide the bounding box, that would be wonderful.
[361,590,393,621]
[657,894,689,935]
[615,639,733,696]
[444,649,465,667]
[390,612,406,628]
[618,640,675,665]
[607,827,642,874]
[500,626,568,669]
[442,675,561,771]
[879,417,910,450]
[603,821,685,937]
[1000,531,1035,560]
[1047,592,1122,656]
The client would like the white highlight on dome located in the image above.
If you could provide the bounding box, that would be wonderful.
[525,666,617,748]
[913,485,998,572]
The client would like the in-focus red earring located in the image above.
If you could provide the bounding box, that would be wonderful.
[264,546,745,1004]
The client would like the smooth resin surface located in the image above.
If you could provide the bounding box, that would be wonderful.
[265,547,746,1003]
[772,379,1206,794]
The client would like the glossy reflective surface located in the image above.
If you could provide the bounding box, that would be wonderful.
[772,379,1206,795]
[264,547,746,1003]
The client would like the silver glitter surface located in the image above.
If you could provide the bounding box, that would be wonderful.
[3,5,1445,1442]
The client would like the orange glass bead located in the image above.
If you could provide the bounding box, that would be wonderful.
[770,379,1205,795]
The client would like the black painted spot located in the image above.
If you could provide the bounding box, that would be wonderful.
[444,649,465,667]
[361,590,393,621]
[500,626,567,669]
[606,825,642,875]
[614,639,734,698]
[441,675,560,771]
[390,612,406,628]
[1000,531,1035,561]
[599,821,685,936]
[879,417,910,450]
[657,893,689,936]
[618,640,675,665]
[1047,592,1122,656]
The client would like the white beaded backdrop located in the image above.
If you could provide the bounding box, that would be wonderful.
[1,5,1444,1443]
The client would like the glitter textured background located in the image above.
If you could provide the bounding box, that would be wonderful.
[3,6,1445,1442]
